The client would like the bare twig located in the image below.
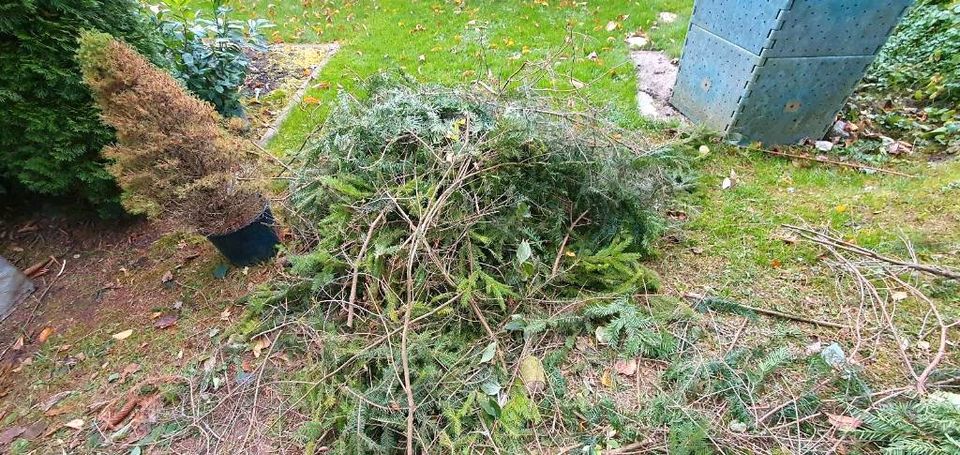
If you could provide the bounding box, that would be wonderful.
[347,212,385,327]
[761,148,914,177]
[683,293,849,329]
[887,273,948,394]
[784,224,960,280]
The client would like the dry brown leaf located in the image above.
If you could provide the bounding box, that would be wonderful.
[613,358,638,376]
[826,413,861,431]
[154,314,178,330]
[36,326,55,343]
[600,369,613,387]
[111,329,133,341]
[39,390,74,412]
[519,356,546,394]
[251,336,271,358]
[120,363,140,381]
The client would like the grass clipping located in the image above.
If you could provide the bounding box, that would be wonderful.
[251,75,680,453]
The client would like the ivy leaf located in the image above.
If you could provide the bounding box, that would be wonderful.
[516,240,532,264]
[479,342,497,364]
[480,380,501,396]
[478,394,501,418]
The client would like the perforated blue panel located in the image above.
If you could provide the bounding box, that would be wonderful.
[690,0,789,55]
[768,0,914,57]
[730,56,874,145]
[671,0,914,145]
[671,24,760,131]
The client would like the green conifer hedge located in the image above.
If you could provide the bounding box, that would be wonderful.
[0,0,163,214]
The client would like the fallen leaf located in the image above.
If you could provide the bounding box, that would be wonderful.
[251,336,270,358]
[220,307,232,321]
[826,413,862,431]
[605,21,619,32]
[479,342,497,364]
[160,270,174,283]
[12,357,33,373]
[519,356,546,393]
[63,419,85,430]
[111,329,133,341]
[891,291,908,302]
[613,358,637,376]
[120,363,141,381]
[599,369,613,387]
[721,177,733,190]
[40,390,74,412]
[154,314,178,329]
[0,426,26,445]
[37,326,55,343]
[12,336,24,351]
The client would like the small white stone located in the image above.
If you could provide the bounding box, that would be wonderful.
[625,36,649,50]
[815,141,834,152]
[658,12,679,23]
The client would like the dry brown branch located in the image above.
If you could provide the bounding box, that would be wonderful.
[762,148,914,177]
[683,293,849,329]
[97,375,187,430]
[550,211,589,278]
[347,212,385,327]
[887,273,949,394]
[786,223,956,395]
[784,224,960,280]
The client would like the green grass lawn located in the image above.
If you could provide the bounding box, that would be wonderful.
[203,0,694,151]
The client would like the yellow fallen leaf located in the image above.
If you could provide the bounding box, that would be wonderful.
[111,329,133,341]
[37,326,55,343]
[302,96,320,105]
[600,369,613,387]
[519,356,546,393]
[252,336,271,358]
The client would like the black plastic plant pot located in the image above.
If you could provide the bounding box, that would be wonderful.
[207,204,281,267]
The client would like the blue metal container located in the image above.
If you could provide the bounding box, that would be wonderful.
[207,204,281,266]
[672,0,914,145]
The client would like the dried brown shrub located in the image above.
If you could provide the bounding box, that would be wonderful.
[77,31,263,235]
